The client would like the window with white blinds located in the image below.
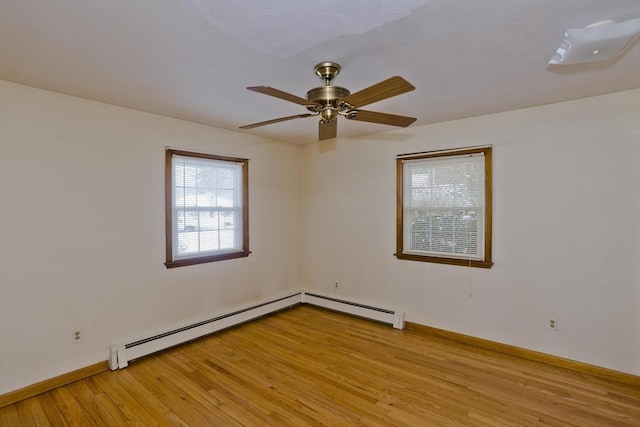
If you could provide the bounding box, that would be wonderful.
[396,147,492,268]
[165,149,249,268]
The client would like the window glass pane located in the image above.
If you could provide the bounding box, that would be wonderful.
[216,168,235,188]
[216,190,234,207]
[197,166,214,188]
[199,230,218,251]
[176,210,186,232]
[180,188,196,207]
[197,189,215,207]
[221,211,234,229]
[219,229,235,249]
[175,163,185,185]
[183,165,197,187]
[199,211,216,231]
[177,210,198,232]
[174,187,185,207]
[178,230,199,254]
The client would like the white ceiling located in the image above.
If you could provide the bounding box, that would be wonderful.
[1,0,639,144]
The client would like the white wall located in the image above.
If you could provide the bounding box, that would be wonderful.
[0,81,302,394]
[301,90,640,375]
[1,82,638,396]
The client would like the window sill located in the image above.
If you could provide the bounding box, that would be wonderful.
[165,250,250,268]
[394,253,493,269]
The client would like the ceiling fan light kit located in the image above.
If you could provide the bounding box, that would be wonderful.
[240,61,416,141]
[549,18,640,65]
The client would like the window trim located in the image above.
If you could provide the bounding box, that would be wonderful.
[395,146,493,268]
[165,149,249,268]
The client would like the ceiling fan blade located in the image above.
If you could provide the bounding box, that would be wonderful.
[319,120,337,140]
[246,86,310,106]
[346,110,417,127]
[340,76,415,108]
[239,113,316,129]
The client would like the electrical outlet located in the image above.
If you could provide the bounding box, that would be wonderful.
[72,329,83,343]
[548,318,558,331]
[334,282,339,289]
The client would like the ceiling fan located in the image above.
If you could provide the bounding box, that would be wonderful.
[239,61,417,140]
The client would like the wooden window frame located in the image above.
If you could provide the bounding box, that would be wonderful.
[396,146,493,268]
[165,149,249,268]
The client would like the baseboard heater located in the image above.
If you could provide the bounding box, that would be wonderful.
[109,291,404,370]
[301,292,405,329]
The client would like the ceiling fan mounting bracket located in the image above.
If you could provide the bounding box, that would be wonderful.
[314,61,341,85]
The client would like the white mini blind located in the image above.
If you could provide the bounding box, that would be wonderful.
[402,153,485,260]
[172,155,243,260]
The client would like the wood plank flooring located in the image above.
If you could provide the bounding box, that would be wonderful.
[1,305,639,426]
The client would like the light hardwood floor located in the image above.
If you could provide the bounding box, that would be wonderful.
[1,305,639,426]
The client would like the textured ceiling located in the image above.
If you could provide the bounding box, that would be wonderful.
[187,0,431,58]
[1,0,639,144]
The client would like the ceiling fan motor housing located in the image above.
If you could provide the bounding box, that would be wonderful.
[306,86,351,104]
[306,86,351,121]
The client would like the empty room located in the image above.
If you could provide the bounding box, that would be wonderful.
[0,0,639,425]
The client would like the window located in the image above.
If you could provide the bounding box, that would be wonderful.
[396,146,492,268]
[165,149,249,268]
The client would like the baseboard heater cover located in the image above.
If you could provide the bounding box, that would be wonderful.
[109,293,301,370]
[301,292,405,329]
[109,291,405,370]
